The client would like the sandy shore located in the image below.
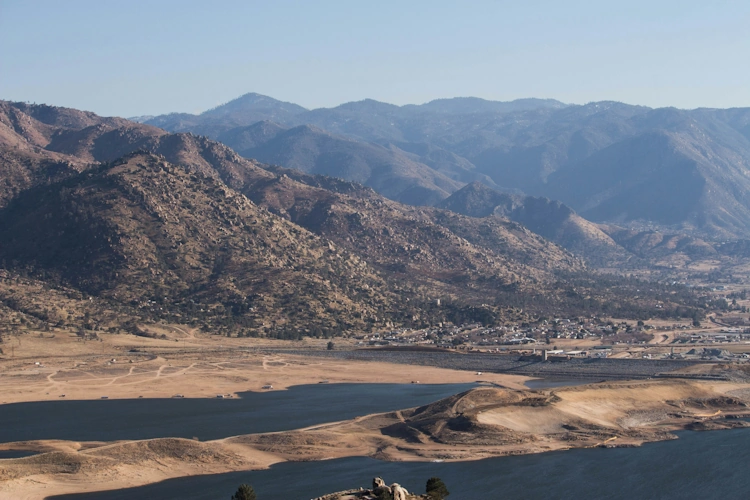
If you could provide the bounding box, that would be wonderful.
[2,330,750,499]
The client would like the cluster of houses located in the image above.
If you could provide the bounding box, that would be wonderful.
[353,317,652,352]
[346,316,750,363]
[675,328,750,345]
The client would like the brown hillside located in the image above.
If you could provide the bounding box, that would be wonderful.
[0,153,396,333]
[235,167,583,293]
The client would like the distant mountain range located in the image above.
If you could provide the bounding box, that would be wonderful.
[218,122,464,206]
[5,100,627,336]
[0,99,722,335]
[137,94,750,240]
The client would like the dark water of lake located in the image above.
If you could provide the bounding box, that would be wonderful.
[0,450,37,459]
[55,427,750,500]
[0,383,474,444]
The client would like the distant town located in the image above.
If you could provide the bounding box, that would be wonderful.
[354,314,750,363]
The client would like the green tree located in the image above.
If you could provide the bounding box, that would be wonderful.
[426,476,450,499]
[376,490,393,500]
[327,340,335,350]
[231,484,257,500]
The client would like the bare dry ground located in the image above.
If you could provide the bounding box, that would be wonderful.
[232,379,750,463]
[2,330,750,499]
[0,329,529,405]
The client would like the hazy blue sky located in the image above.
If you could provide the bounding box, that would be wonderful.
[1,0,749,117]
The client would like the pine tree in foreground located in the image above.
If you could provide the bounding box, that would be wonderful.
[231,484,257,500]
[426,476,450,499]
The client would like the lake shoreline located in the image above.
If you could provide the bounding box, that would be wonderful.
[49,427,750,500]
[2,378,750,499]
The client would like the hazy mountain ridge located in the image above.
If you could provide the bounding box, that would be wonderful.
[217,120,287,152]
[237,124,463,205]
[437,182,628,266]
[139,93,309,138]
[545,124,750,238]
[143,96,572,206]
[218,121,494,205]
[406,96,569,114]
[436,181,737,267]
[143,94,750,239]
